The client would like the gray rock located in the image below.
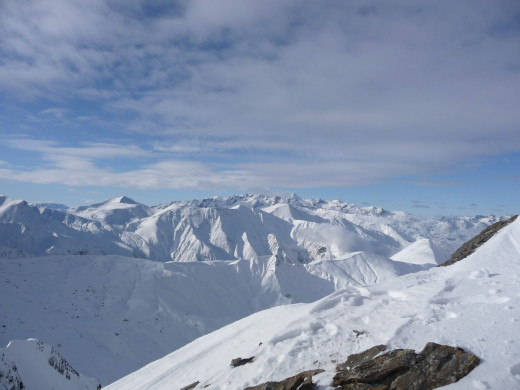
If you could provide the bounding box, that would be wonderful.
[336,345,387,372]
[333,342,479,389]
[244,369,324,390]
[231,356,255,367]
[333,348,419,387]
[180,381,199,390]
[440,215,518,266]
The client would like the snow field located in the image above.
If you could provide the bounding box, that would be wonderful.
[0,251,421,385]
[0,339,99,390]
[106,217,520,389]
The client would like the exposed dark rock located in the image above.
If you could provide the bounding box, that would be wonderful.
[333,342,479,389]
[48,346,79,380]
[231,357,255,367]
[180,381,200,390]
[0,358,24,390]
[440,215,518,266]
[244,369,324,390]
[334,348,419,386]
[336,345,386,373]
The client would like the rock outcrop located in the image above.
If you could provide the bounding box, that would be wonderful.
[231,357,255,367]
[0,359,23,390]
[244,369,324,390]
[180,381,199,390]
[439,215,518,266]
[332,342,479,389]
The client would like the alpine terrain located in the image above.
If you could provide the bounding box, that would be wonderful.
[0,193,516,389]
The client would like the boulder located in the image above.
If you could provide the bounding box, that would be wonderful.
[244,369,324,390]
[231,357,255,367]
[333,342,479,389]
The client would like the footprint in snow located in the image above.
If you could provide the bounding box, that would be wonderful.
[442,280,457,293]
[470,268,498,279]
[510,361,520,382]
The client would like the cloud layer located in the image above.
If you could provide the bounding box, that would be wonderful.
[1,0,519,191]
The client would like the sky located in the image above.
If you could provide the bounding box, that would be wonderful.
[0,0,519,216]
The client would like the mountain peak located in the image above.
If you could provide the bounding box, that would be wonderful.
[113,196,139,204]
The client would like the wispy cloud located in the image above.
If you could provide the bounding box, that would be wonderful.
[0,1,519,194]
[409,180,464,187]
[6,138,151,160]
[411,200,430,209]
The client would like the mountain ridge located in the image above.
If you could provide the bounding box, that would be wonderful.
[104,216,520,389]
[0,193,505,264]
[0,194,517,388]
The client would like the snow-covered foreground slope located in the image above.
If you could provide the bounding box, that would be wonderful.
[106,217,520,389]
[0,194,502,264]
[0,339,99,390]
[0,252,422,385]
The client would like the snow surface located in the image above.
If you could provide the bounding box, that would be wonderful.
[0,194,501,263]
[390,238,444,265]
[106,217,520,389]
[0,252,422,385]
[0,338,99,390]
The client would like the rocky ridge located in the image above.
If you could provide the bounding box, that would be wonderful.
[0,194,503,264]
[440,215,518,266]
[0,339,100,390]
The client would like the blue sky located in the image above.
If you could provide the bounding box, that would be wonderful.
[1,0,519,216]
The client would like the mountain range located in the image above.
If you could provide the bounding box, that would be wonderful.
[107,215,520,389]
[0,193,516,389]
[0,193,502,265]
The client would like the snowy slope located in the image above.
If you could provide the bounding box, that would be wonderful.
[0,339,99,390]
[74,196,152,228]
[0,193,502,263]
[0,252,421,385]
[390,238,445,265]
[105,217,520,389]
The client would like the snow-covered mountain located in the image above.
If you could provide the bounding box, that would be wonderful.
[1,192,515,388]
[105,214,520,389]
[0,339,99,390]
[0,195,134,258]
[0,194,503,264]
[0,252,426,385]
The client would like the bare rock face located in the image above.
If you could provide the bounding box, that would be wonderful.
[244,369,324,390]
[335,344,387,374]
[440,215,518,266]
[332,343,479,390]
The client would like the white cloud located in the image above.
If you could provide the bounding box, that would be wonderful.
[0,1,519,191]
[0,137,443,190]
[5,139,151,160]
